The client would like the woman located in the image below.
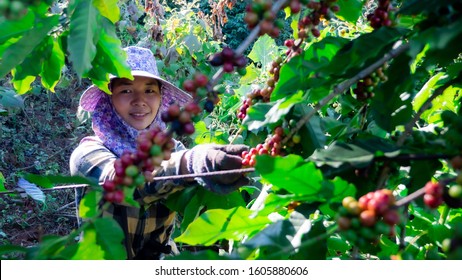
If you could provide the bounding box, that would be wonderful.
[70,46,248,259]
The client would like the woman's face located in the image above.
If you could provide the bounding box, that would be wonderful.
[110,76,161,130]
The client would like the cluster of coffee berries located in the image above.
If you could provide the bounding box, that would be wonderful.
[367,0,394,29]
[284,39,303,61]
[241,126,285,167]
[102,126,174,203]
[337,189,400,247]
[237,56,286,120]
[161,103,201,136]
[208,47,248,74]
[237,98,253,119]
[295,0,340,40]
[352,65,388,101]
[182,73,221,113]
[182,73,209,95]
[423,181,444,209]
[244,0,284,38]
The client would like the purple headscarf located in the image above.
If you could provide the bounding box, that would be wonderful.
[79,46,192,156]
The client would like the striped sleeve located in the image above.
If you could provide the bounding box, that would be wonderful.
[69,137,189,205]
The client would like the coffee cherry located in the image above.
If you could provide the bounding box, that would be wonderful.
[125,165,139,177]
[360,210,376,227]
[337,216,352,230]
[204,100,215,112]
[449,185,462,199]
[451,156,462,170]
[424,193,443,209]
[425,181,444,196]
[209,53,224,66]
[194,73,208,87]
[183,80,196,92]
[290,0,302,14]
[102,180,116,192]
[183,122,195,135]
[284,39,295,48]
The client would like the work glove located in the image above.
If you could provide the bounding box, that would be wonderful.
[186,144,250,194]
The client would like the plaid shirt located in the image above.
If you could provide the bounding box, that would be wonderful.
[69,137,188,259]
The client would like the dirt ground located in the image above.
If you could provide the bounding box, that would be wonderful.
[0,75,91,250]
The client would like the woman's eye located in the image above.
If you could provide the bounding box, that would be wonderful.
[146,89,158,94]
[119,89,132,94]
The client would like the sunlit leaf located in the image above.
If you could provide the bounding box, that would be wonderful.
[92,0,120,24]
[175,207,270,246]
[79,190,103,219]
[71,226,106,260]
[0,15,59,78]
[335,0,366,23]
[248,34,279,71]
[256,155,324,195]
[93,217,126,259]
[41,38,65,92]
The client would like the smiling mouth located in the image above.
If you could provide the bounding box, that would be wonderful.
[130,113,149,119]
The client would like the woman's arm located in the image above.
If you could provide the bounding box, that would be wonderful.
[70,137,190,205]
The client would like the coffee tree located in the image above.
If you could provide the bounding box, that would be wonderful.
[1,0,462,260]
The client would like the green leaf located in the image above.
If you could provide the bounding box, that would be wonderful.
[271,37,349,101]
[17,178,45,203]
[327,235,351,255]
[335,0,366,23]
[184,34,201,57]
[243,91,304,132]
[41,38,65,92]
[22,173,99,189]
[322,28,406,79]
[175,207,270,246]
[0,172,5,192]
[309,137,400,168]
[409,160,442,192]
[192,120,227,144]
[0,244,29,259]
[180,191,203,232]
[415,74,459,124]
[92,0,120,23]
[0,10,35,45]
[293,104,326,157]
[0,87,24,109]
[414,73,446,113]
[256,155,324,195]
[242,211,311,260]
[93,217,126,259]
[247,34,279,71]
[12,74,35,94]
[79,190,103,219]
[0,15,59,78]
[68,0,100,77]
[72,226,105,260]
[11,36,51,81]
[428,222,451,244]
[87,21,132,93]
[292,219,328,260]
[26,234,71,260]
[415,18,462,68]
[328,177,357,203]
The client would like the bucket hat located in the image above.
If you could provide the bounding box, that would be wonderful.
[79,46,192,112]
